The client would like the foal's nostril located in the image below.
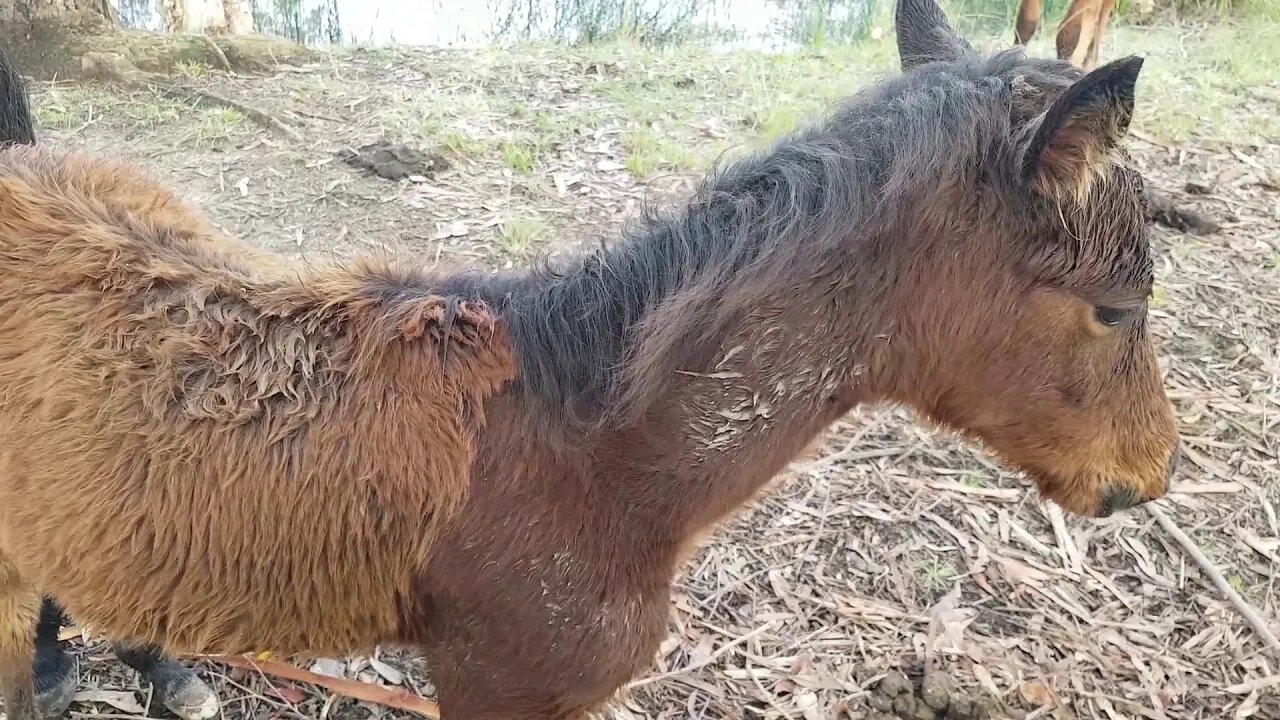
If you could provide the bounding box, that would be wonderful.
[1100,485,1142,515]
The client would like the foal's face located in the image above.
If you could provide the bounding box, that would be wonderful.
[924,162,1179,519]
[888,0,1179,518]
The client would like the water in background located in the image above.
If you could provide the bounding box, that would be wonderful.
[117,0,903,51]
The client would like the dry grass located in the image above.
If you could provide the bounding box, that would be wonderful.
[25,17,1280,720]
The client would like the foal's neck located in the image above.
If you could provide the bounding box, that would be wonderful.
[635,287,881,548]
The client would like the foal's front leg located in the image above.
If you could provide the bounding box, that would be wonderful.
[0,562,41,720]
[33,599,218,720]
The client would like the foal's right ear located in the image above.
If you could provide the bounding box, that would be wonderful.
[1020,56,1144,202]
[896,0,973,71]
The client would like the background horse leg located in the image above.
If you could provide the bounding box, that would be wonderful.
[1084,0,1119,69]
[0,561,41,720]
[1015,0,1043,45]
[1056,0,1102,66]
[110,642,219,720]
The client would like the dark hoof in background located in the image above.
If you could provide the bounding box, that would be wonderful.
[144,663,220,720]
[34,649,76,720]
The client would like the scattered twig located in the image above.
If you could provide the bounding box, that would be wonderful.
[1225,674,1280,695]
[196,35,233,73]
[203,655,440,718]
[163,85,302,142]
[627,622,774,689]
[1146,504,1280,660]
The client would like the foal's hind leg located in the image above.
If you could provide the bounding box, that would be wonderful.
[33,599,218,720]
[0,562,41,720]
[110,642,218,720]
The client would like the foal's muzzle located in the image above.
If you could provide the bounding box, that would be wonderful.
[1096,441,1182,517]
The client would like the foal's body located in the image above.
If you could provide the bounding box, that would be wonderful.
[2,1,1180,718]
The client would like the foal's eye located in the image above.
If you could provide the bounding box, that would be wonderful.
[1094,305,1129,327]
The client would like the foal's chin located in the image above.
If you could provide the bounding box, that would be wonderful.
[1036,476,1151,519]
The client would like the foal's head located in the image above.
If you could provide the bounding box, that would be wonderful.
[867,0,1178,517]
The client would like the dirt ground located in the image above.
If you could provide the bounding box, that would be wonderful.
[22,17,1280,720]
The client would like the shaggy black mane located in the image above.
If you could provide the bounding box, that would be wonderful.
[444,49,1090,429]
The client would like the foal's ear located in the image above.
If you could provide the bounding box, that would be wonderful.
[1021,56,1144,202]
[896,0,973,70]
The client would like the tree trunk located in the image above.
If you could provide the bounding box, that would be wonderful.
[224,0,253,34]
[0,0,310,80]
[162,0,255,35]
[0,0,119,75]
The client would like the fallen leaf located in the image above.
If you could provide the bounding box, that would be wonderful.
[595,159,625,171]
[431,221,469,240]
[369,657,404,685]
[310,657,346,678]
[1019,680,1055,707]
[996,556,1051,588]
[73,690,145,714]
[972,664,1001,698]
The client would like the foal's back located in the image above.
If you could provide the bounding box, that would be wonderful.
[0,144,515,657]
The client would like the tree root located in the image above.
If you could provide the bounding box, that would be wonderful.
[80,51,301,142]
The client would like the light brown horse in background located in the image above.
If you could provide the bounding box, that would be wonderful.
[1017,0,1118,68]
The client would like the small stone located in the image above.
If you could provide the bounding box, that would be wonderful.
[867,713,897,720]
[971,697,997,720]
[869,692,895,712]
[879,670,912,697]
[921,672,953,710]
[893,693,918,716]
[914,702,939,720]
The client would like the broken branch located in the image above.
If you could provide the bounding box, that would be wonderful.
[203,655,440,718]
[1147,504,1280,660]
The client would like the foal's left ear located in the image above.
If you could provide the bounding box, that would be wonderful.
[896,0,973,70]
[1021,56,1143,202]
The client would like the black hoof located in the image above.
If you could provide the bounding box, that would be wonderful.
[144,663,219,720]
[33,648,75,720]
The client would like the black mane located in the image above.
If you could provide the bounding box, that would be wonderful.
[444,49,1088,429]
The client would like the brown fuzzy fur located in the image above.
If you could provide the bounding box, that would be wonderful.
[0,145,516,658]
[0,2,1182,717]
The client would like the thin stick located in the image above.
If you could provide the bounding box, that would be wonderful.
[627,622,774,689]
[196,35,233,72]
[1146,504,1280,659]
[203,655,440,718]
[161,85,302,142]
[1224,674,1280,695]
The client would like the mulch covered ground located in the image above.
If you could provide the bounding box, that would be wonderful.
[24,20,1280,720]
